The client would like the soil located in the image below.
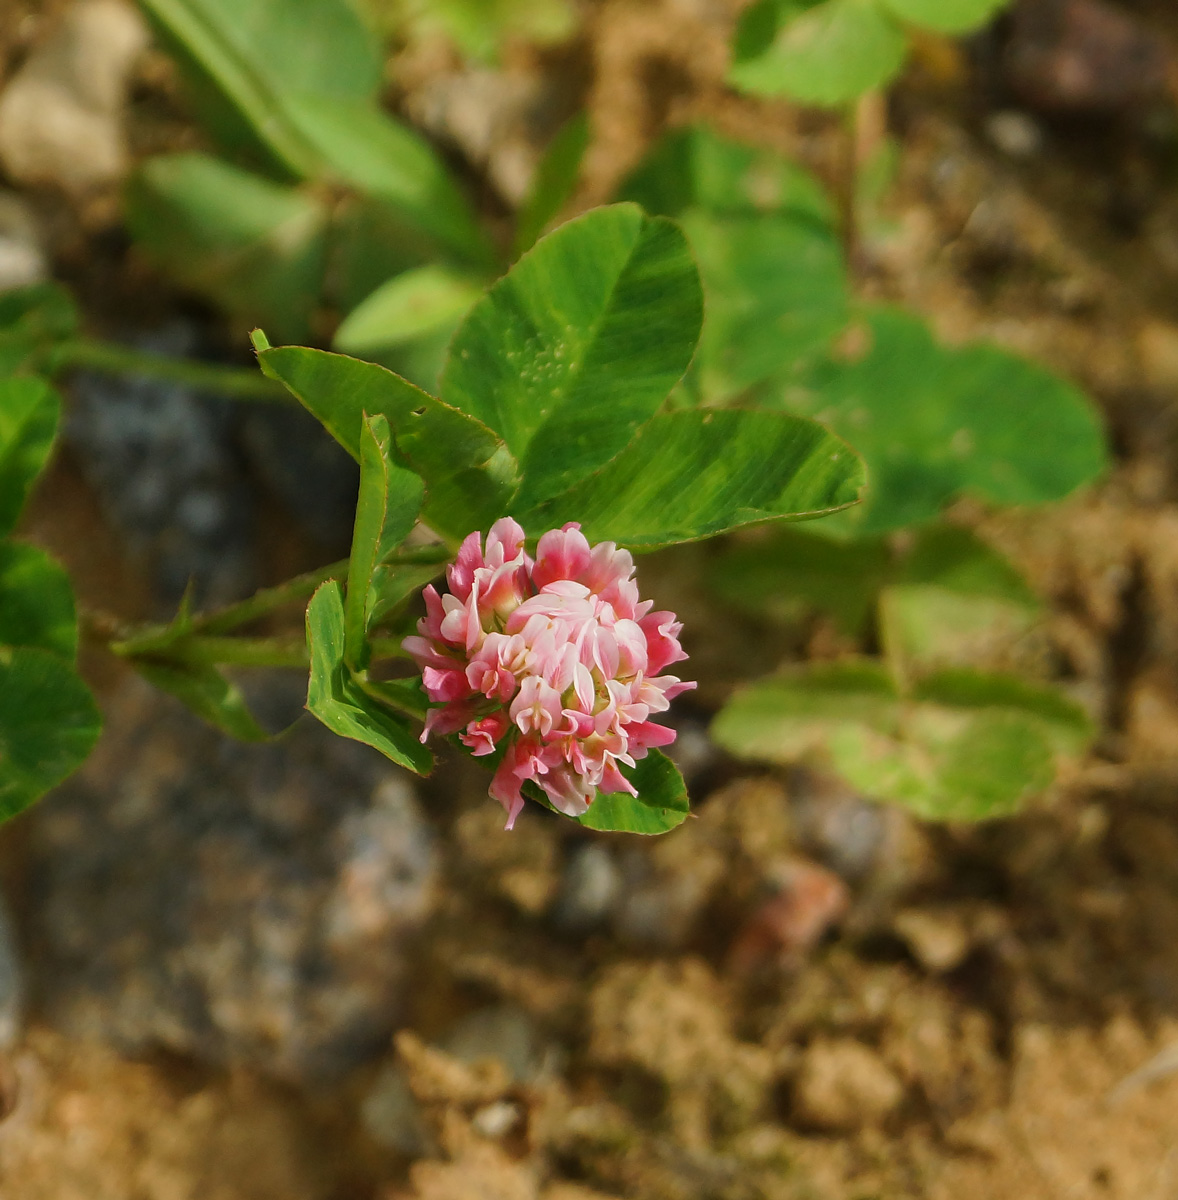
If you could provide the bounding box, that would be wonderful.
[5,1,1178,1198]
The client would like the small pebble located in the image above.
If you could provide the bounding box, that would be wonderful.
[0,0,147,191]
[791,1039,903,1131]
[985,111,1044,159]
[893,908,971,974]
[552,844,622,933]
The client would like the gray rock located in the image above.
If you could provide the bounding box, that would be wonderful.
[238,405,358,553]
[361,1004,549,1156]
[0,193,46,292]
[361,1062,431,1156]
[440,1004,548,1083]
[26,678,438,1084]
[551,843,623,933]
[0,0,147,191]
[66,323,256,607]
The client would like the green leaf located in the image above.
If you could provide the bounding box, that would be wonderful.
[0,646,101,822]
[258,345,520,540]
[0,283,79,375]
[729,0,908,106]
[126,154,327,342]
[713,659,900,761]
[878,0,1009,34]
[915,668,1092,756]
[333,265,484,356]
[306,580,433,773]
[441,204,703,511]
[575,749,691,834]
[681,210,848,402]
[280,95,494,265]
[880,526,1042,678]
[359,673,429,721]
[618,125,833,224]
[387,0,576,63]
[779,308,1109,534]
[711,527,891,632]
[712,660,1093,821]
[346,415,424,665]
[135,0,383,174]
[522,408,864,548]
[367,560,446,628]
[513,111,590,258]
[897,525,1039,604]
[132,659,270,741]
[0,543,77,659]
[0,377,60,537]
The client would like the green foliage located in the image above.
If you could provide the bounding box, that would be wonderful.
[134,659,270,742]
[714,522,1036,636]
[712,524,1091,819]
[619,128,847,405]
[374,0,576,62]
[333,266,484,358]
[0,648,102,821]
[126,154,328,343]
[729,0,1010,105]
[0,543,78,659]
[680,210,847,401]
[712,660,1091,821]
[0,377,100,821]
[135,0,383,174]
[248,205,868,829]
[619,125,833,223]
[731,0,907,107]
[513,112,590,258]
[712,526,891,632]
[345,416,424,666]
[442,204,704,511]
[256,341,521,541]
[879,525,1041,680]
[260,205,865,555]
[279,95,492,265]
[0,284,79,376]
[0,377,61,536]
[780,308,1109,534]
[619,131,1107,531]
[305,580,433,774]
[130,0,493,381]
[525,408,863,548]
[574,751,691,834]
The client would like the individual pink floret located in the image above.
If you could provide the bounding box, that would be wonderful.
[402,519,694,829]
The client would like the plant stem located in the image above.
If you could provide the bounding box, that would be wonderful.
[196,559,350,635]
[53,338,289,402]
[173,636,310,669]
[837,101,860,272]
[369,638,415,661]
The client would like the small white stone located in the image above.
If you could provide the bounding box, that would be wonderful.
[792,1039,903,1131]
[893,907,971,974]
[985,110,1044,159]
[0,0,148,191]
[472,1099,522,1138]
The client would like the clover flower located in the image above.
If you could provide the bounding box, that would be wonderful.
[403,518,694,829]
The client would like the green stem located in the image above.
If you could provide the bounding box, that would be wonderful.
[369,638,415,661]
[196,559,350,636]
[837,101,860,273]
[145,636,309,669]
[53,338,289,402]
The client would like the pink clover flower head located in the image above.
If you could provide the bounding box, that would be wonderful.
[403,519,694,829]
